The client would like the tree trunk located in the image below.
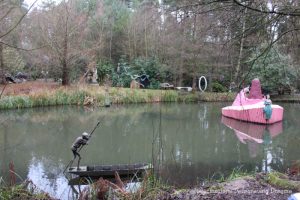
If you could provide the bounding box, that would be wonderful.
[109,23,113,61]
[62,5,69,86]
[235,8,247,84]
[144,12,148,58]
[178,47,184,86]
[127,21,132,61]
[133,23,137,57]
[61,61,68,85]
[192,74,197,90]
[178,13,185,87]
[208,67,213,92]
[0,43,5,84]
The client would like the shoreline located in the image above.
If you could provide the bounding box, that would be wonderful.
[2,171,299,199]
[1,82,299,110]
[0,84,235,110]
[154,172,299,200]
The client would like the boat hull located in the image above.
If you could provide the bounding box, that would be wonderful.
[222,104,283,124]
[67,163,151,178]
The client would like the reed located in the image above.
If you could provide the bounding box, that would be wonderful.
[80,172,171,200]
[125,176,171,200]
[198,92,235,102]
[205,166,252,184]
[0,183,53,200]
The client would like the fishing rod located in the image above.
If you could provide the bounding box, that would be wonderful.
[63,121,101,174]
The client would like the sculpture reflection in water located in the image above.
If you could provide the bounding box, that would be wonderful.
[221,116,283,158]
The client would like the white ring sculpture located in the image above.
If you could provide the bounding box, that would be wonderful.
[199,76,207,92]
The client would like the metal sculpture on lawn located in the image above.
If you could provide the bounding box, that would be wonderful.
[117,63,150,88]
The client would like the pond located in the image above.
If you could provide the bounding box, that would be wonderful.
[0,102,300,199]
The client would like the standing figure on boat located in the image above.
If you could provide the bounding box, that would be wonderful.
[71,132,89,169]
[263,94,272,120]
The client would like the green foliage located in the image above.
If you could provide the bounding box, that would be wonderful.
[246,45,297,91]
[75,0,97,14]
[103,0,130,33]
[149,80,160,89]
[96,56,168,89]
[131,57,166,89]
[96,60,114,84]
[212,82,227,92]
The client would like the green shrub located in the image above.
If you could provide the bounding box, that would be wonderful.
[212,82,227,92]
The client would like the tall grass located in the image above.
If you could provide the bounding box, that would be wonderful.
[205,166,253,184]
[198,92,235,102]
[0,183,52,200]
[80,172,171,200]
[0,96,32,109]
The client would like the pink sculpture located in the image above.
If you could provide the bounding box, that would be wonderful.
[222,79,283,124]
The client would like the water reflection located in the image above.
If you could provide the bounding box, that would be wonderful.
[221,116,283,157]
[27,157,69,199]
[0,103,299,198]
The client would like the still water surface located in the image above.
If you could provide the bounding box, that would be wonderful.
[0,103,300,199]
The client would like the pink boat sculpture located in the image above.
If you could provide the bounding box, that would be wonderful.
[222,78,283,124]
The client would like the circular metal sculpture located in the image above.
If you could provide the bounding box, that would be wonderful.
[199,76,207,92]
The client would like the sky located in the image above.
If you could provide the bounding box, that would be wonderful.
[24,0,43,8]
[24,0,62,8]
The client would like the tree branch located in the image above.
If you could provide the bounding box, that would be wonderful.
[0,6,14,22]
[0,41,47,51]
[238,27,300,89]
[0,0,38,39]
[232,0,300,17]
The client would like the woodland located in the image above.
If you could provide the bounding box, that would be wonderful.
[1,0,300,92]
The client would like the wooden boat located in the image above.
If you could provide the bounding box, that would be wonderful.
[222,78,283,124]
[67,163,152,178]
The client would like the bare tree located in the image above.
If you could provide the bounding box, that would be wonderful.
[0,0,36,83]
[27,0,90,85]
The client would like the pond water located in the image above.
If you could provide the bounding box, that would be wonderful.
[0,102,300,199]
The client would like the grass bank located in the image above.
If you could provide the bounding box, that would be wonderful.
[1,169,298,200]
[0,181,52,200]
[0,85,235,110]
[72,169,298,200]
